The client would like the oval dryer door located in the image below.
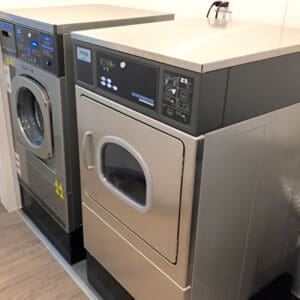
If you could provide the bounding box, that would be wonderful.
[11,75,53,159]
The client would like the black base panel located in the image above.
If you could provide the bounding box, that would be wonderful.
[87,251,298,300]
[251,274,297,300]
[20,181,85,265]
[87,252,134,300]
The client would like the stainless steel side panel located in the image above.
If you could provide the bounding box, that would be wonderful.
[191,103,300,300]
[83,199,190,300]
[191,120,266,300]
[78,94,184,263]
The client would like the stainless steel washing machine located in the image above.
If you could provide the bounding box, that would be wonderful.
[72,19,300,298]
[0,5,174,264]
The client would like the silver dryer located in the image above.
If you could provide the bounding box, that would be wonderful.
[72,19,300,298]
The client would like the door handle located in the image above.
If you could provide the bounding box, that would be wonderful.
[82,131,94,170]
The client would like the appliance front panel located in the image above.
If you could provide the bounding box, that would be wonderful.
[16,141,67,229]
[5,55,84,232]
[82,201,190,300]
[78,95,184,263]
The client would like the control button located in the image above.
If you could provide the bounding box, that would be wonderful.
[31,40,38,48]
[177,101,191,113]
[165,86,177,96]
[164,75,178,86]
[163,96,175,107]
[27,32,32,38]
[120,61,126,69]
[165,77,173,85]
[101,76,106,81]
[113,85,118,91]
[165,107,175,118]
[101,81,106,86]
[107,83,112,89]
[180,77,188,84]
[179,90,191,102]
[46,59,51,67]
[175,111,189,124]
[106,78,112,83]
[179,78,193,91]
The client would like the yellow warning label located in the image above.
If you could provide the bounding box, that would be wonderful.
[6,57,14,66]
[54,180,65,200]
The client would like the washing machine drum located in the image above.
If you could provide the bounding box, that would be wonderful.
[12,76,53,159]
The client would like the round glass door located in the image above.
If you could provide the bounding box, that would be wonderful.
[12,75,53,159]
[17,87,45,147]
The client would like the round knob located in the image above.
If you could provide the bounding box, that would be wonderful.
[120,61,126,69]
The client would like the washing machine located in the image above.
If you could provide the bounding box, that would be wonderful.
[72,19,300,299]
[0,5,174,264]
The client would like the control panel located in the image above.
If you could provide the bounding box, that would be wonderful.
[0,21,16,55]
[162,72,193,125]
[95,51,158,110]
[75,43,198,134]
[15,25,58,74]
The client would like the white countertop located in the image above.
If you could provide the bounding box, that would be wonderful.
[72,18,300,73]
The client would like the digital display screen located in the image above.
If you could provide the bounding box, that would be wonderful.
[41,44,54,52]
[16,27,21,35]
[41,35,54,43]
[100,58,114,70]
[0,22,14,33]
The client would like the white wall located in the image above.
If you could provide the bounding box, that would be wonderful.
[283,0,300,28]
[1,0,84,8]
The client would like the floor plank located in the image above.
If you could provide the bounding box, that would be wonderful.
[0,211,87,299]
[0,203,6,215]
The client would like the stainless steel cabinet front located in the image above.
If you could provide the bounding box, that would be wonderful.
[77,95,185,263]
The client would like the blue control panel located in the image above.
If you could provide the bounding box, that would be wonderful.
[15,25,57,74]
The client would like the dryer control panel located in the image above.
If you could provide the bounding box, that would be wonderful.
[74,43,206,135]
[93,50,158,111]
[162,71,193,125]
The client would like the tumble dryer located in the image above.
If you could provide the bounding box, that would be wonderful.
[0,5,174,264]
[72,19,300,299]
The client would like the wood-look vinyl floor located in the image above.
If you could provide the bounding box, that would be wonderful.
[0,203,6,215]
[0,211,87,299]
